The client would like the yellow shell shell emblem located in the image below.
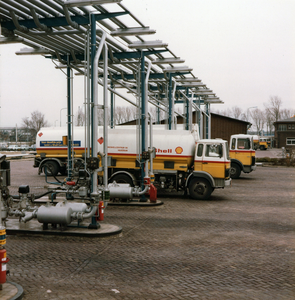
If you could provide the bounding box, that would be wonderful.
[175,147,183,154]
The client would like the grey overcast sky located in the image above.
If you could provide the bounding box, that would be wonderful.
[0,0,294,127]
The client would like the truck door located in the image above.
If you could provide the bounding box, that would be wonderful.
[195,142,225,179]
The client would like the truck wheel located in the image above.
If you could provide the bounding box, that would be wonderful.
[189,178,212,200]
[259,145,265,150]
[110,174,134,187]
[230,163,241,179]
[43,161,59,176]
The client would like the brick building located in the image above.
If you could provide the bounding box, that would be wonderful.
[273,116,295,148]
[209,113,250,142]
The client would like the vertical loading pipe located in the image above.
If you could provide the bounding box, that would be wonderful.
[189,90,193,131]
[144,61,152,178]
[140,53,146,195]
[86,29,91,158]
[92,25,107,196]
[207,103,211,139]
[148,112,154,178]
[67,56,72,179]
[172,79,177,129]
[103,43,109,190]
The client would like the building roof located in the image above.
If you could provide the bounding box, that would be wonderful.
[274,116,295,124]
[210,112,250,125]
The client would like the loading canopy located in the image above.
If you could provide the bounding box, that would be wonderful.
[0,0,222,121]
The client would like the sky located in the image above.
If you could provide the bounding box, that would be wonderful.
[0,0,294,127]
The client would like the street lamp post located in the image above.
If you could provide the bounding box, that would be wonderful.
[247,106,257,121]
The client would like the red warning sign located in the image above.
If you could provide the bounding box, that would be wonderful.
[98,137,104,144]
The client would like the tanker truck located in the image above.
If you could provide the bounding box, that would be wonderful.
[34,126,231,200]
[229,134,256,179]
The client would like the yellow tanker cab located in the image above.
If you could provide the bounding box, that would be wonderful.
[229,134,256,179]
[186,139,231,200]
[258,138,269,150]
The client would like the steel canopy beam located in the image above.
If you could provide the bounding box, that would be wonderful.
[64,0,122,7]
[153,57,185,64]
[1,11,128,31]
[108,71,191,81]
[111,27,156,36]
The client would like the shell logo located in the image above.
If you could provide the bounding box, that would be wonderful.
[175,146,183,154]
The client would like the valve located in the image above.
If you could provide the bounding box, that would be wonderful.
[95,201,105,221]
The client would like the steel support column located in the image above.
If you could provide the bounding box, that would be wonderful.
[110,82,114,128]
[157,101,160,124]
[168,74,173,130]
[67,56,72,179]
[185,88,189,130]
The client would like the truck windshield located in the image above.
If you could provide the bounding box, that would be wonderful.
[205,144,223,158]
[237,138,251,150]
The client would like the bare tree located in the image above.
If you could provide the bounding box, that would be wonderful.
[231,106,243,119]
[22,110,49,137]
[251,108,265,134]
[265,109,274,136]
[280,108,295,120]
[264,96,282,123]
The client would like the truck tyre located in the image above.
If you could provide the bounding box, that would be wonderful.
[259,145,265,150]
[110,174,134,187]
[230,163,241,179]
[188,178,212,200]
[43,161,59,176]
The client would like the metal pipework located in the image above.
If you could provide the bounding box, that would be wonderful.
[37,205,73,225]
[21,202,98,225]
[56,202,91,213]
[71,204,97,221]
[30,8,52,33]
[63,6,86,32]
[108,183,149,199]
[21,210,37,223]
[9,11,29,33]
